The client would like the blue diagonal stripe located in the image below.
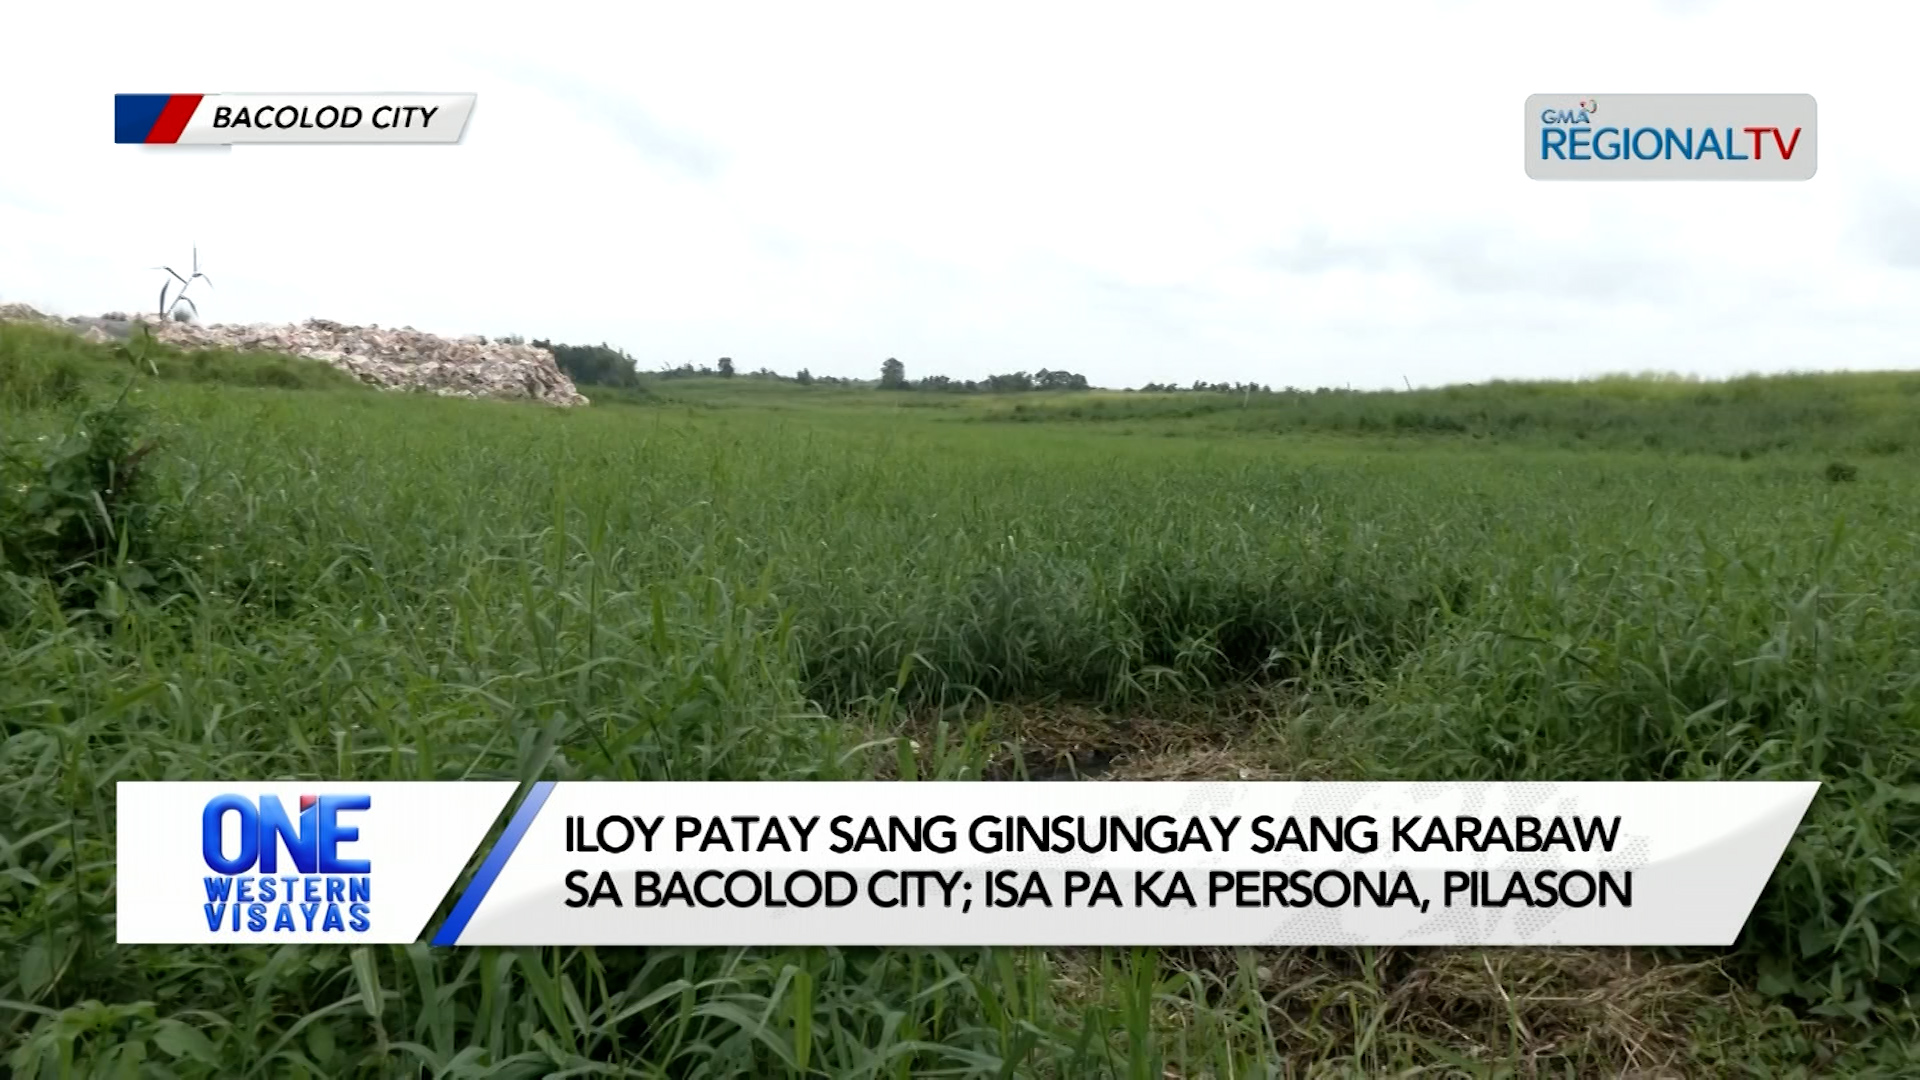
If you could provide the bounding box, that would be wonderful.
[432,780,556,946]
[115,95,170,143]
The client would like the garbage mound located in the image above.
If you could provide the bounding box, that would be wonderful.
[0,304,589,406]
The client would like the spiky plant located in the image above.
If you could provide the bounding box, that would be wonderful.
[155,244,213,323]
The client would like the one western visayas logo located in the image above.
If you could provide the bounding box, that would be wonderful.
[201,794,373,933]
[1538,98,1803,164]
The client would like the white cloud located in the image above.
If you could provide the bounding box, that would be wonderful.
[2,0,1917,388]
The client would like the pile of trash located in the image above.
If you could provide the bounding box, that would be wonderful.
[0,303,589,407]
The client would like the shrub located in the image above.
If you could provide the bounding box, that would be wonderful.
[0,395,176,616]
[0,323,92,410]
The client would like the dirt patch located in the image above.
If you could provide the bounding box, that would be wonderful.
[969,693,1346,781]
[1047,944,1773,1076]
[867,701,1817,1074]
[991,703,1215,780]
[1100,745,1290,781]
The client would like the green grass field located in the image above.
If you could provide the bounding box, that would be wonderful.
[4,321,1920,1076]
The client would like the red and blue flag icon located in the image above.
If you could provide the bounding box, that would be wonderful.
[115,94,205,143]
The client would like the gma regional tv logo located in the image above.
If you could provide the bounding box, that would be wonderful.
[200,793,373,934]
[1525,93,1816,181]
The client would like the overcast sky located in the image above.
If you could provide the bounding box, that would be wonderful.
[3,1,1917,389]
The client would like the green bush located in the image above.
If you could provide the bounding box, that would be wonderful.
[1367,522,1920,1013]
[0,395,177,617]
[0,323,92,410]
[0,319,363,401]
[160,346,362,390]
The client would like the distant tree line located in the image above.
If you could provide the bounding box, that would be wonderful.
[513,339,1288,395]
[1135,380,1276,394]
[898,370,1091,393]
[879,358,1091,393]
[515,341,1103,394]
[524,338,644,389]
[644,359,864,386]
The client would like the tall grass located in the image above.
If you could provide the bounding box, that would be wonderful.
[968,371,1920,458]
[4,328,1920,1073]
[0,321,363,410]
